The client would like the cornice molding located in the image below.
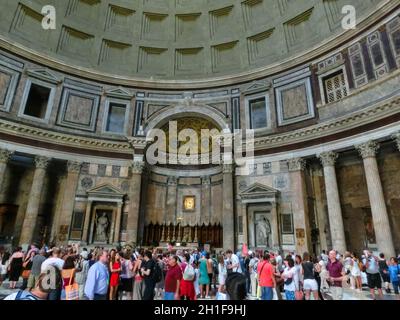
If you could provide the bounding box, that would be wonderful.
[250,95,400,151]
[0,118,145,153]
[0,0,395,89]
[0,96,398,158]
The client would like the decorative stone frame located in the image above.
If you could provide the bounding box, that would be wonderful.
[366,30,389,79]
[317,65,350,106]
[102,97,131,135]
[57,87,100,132]
[0,63,20,112]
[244,91,271,132]
[387,16,400,68]
[18,78,56,123]
[275,75,315,126]
[348,42,368,88]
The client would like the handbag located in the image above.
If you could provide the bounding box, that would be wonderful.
[65,270,79,300]
[21,269,31,279]
[295,290,304,300]
[22,258,31,278]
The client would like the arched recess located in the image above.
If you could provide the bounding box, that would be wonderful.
[144,104,229,133]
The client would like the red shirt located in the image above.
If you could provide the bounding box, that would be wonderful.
[165,264,182,293]
[257,261,274,287]
[326,259,343,287]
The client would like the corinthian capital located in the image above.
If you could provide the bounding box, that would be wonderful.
[0,149,13,164]
[356,141,379,159]
[222,163,234,174]
[392,132,400,151]
[167,176,178,185]
[288,157,306,172]
[318,151,338,167]
[131,160,145,174]
[67,161,82,173]
[201,176,211,185]
[34,156,51,169]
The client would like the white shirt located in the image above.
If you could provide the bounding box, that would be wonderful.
[227,254,242,273]
[283,267,298,292]
[249,258,259,274]
[41,257,64,272]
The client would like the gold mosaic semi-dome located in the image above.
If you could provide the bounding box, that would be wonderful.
[0,0,383,87]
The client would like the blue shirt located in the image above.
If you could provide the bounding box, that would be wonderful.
[84,261,109,300]
[388,265,400,283]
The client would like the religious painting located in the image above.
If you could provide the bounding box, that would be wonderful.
[254,212,271,248]
[183,196,195,212]
[363,208,376,245]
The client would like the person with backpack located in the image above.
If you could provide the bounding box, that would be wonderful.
[249,252,259,298]
[155,254,165,299]
[257,253,276,300]
[362,250,384,300]
[164,255,182,300]
[217,254,227,294]
[378,253,391,294]
[180,253,196,300]
[282,257,298,300]
[140,250,161,300]
[388,257,399,295]
[301,252,319,300]
[198,253,210,299]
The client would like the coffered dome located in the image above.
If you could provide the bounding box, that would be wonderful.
[0,0,383,85]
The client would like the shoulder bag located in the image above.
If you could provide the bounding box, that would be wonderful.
[65,269,79,300]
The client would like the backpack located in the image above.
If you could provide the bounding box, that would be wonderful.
[15,290,39,300]
[152,261,162,283]
[212,259,219,275]
[183,264,195,281]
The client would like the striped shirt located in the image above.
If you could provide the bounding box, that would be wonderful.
[4,290,41,300]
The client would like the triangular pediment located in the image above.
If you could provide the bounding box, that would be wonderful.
[87,183,124,196]
[105,87,133,99]
[240,183,279,198]
[243,80,271,94]
[26,69,62,84]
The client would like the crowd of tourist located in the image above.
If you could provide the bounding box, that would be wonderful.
[0,243,399,300]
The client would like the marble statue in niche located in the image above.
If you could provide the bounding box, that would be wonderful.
[255,213,271,247]
[95,211,110,242]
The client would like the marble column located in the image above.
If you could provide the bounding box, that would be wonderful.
[57,161,81,243]
[126,160,144,244]
[19,156,51,246]
[222,164,235,250]
[356,141,395,257]
[0,148,13,202]
[270,201,280,249]
[113,203,123,244]
[165,176,178,225]
[0,149,13,231]
[288,157,311,253]
[311,167,329,251]
[241,203,248,246]
[82,200,93,243]
[200,176,211,225]
[318,151,346,253]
